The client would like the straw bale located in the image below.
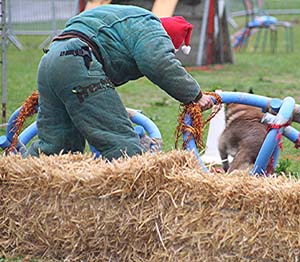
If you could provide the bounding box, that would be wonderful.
[1,150,300,261]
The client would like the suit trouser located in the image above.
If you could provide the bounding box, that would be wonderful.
[26,38,144,160]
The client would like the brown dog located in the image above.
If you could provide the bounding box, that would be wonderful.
[218,103,267,173]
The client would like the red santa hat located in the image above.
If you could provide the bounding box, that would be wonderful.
[160,16,193,55]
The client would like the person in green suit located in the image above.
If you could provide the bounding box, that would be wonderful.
[26,4,214,160]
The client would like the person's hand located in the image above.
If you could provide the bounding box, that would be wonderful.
[197,94,214,111]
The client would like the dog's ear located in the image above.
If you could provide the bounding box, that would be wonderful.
[248,87,254,94]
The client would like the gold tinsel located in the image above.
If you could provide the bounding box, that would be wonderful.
[175,92,222,151]
[7,91,39,152]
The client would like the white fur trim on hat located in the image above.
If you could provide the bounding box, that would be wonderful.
[181,45,191,55]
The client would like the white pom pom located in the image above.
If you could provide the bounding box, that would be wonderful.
[181,45,191,55]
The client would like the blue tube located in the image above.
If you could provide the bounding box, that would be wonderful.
[1,106,29,154]
[3,108,161,157]
[6,107,22,142]
[271,145,280,171]
[129,111,162,139]
[262,113,299,144]
[89,110,162,158]
[215,92,300,118]
[252,97,295,175]
[5,105,38,149]
[134,125,146,138]
[277,97,295,120]
[19,122,37,145]
[217,92,272,110]
[183,94,298,173]
[251,129,278,175]
[0,135,11,149]
[184,92,286,173]
[283,126,300,144]
[269,98,282,113]
[89,145,101,158]
[183,114,208,172]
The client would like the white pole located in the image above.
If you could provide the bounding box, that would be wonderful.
[196,0,210,65]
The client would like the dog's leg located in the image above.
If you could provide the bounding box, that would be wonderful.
[228,150,253,173]
[221,157,230,172]
[218,137,229,172]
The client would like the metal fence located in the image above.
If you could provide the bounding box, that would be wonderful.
[8,0,78,41]
[7,0,300,37]
[227,0,300,19]
[0,0,78,123]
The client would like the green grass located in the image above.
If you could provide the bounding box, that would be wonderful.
[1,16,300,175]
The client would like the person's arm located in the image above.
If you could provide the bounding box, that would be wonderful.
[125,18,201,105]
[124,16,214,110]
